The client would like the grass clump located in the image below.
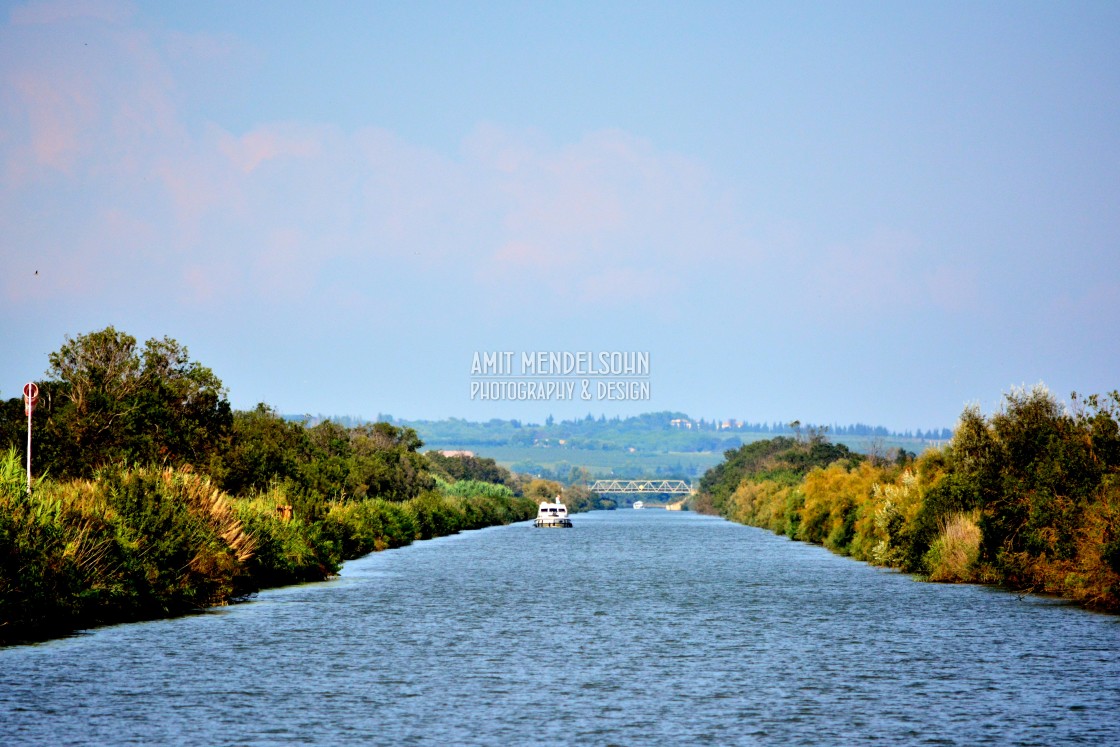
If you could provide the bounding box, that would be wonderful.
[924,512,982,582]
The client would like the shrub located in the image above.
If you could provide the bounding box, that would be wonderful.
[233,489,338,587]
[1,460,260,641]
[406,491,466,540]
[92,467,256,614]
[321,498,418,557]
[924,512,981,582]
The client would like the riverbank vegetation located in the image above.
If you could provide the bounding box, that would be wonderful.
[0,327,578,644]
[0,453,539,642]
[694,385,1120,612]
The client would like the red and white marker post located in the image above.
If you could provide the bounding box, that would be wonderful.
[23,382,38,492]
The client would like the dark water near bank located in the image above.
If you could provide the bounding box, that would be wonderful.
[2,510,1118,746]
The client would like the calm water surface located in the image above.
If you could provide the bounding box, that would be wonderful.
[2,510,1118,745]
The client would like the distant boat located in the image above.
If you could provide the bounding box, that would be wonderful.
[534,497,572,528]
[633,501,645,510]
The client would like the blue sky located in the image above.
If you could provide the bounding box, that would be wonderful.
[1,0,1117,431]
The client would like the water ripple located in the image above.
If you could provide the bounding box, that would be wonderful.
[2,511,1118,746]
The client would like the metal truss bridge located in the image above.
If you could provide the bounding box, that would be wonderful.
[589,479,694,495]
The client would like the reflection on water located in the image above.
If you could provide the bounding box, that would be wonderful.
[2,511,1118,746]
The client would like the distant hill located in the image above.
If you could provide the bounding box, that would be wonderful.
[282,411,950,481]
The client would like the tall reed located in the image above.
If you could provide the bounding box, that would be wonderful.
[924,512,982,582]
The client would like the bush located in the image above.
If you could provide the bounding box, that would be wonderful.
[924,512,982,581]
[1,458,258,642]
[321,498,418,556]
[405,491,466,540]
[233,489,338,587]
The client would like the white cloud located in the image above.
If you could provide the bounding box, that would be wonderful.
[0,6,754,320]
[0,5,1005,334]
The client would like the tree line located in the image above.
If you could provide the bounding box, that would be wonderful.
[391,410,947,455]
[694,385,1120,611]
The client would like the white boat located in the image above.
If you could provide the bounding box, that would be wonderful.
[633,501,645,510]
[534,497,572,528]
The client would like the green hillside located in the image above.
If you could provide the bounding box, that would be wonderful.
[337,412,950,482]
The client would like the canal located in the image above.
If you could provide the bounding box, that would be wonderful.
[2,510,1118,745]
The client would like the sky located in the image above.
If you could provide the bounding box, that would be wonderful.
[1,0,1117,432]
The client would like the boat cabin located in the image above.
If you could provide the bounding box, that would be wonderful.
[534,497,573,528]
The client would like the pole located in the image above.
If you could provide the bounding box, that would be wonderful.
[26,399,32,493]
[23,382,36,494]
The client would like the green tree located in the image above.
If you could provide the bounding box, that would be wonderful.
[46,327,142,472]
[130,336,231,468]
[212,404,308,496]
[16,327,232,479]
[986,385,1100,567]
[426,451,515,487]
[348,422,434,501]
